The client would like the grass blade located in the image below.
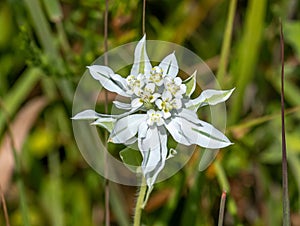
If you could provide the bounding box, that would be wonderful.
[0,68,40,136]
[216,0,237,85]
[230,0,267,123]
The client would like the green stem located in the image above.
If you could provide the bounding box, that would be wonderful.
[214,159,230,192]
[133,177,147,226]
[216,0,237,85]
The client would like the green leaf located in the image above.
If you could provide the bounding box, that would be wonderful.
[119,147,142,173]
[186,88,235,111]
[183,70,196,97]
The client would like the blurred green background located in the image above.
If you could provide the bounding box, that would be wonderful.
[0,0,300,225]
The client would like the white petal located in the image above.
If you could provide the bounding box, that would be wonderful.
[91,117,116,133]
[156,120,164,126]
[162,90,172,101]
[113,101,132,110]
[155,99,163,109]
[156,79,164,86]
[151,93,161,102]
[147,118,154,126]
[180,84,186,93]
[186,88,235,111]
[159,52,179,78]
[130,35,152,76]
[133,87,143,96]
[131,98,143,108]
[88,65,130,97]
[163,76,172,84]
[174,77,182,85]
[162,111,171,119]
[72,110,100,120]
[147,109,155,115]
[110,114,147,143]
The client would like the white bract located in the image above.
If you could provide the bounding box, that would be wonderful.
[72,35,234,190]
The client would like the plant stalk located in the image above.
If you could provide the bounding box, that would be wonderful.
[133,177,147,226]
[218,191,227,226]
[280,20,291,226]
[142,0,146,35]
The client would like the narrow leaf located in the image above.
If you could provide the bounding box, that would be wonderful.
[88,66,130,97]
[186,88,235,111]
[159,52,179,78]
[91,117,116,133]
[130,35,152,76]
[72,110,100,120]
[113,101,132,110]
[183,70,197,97]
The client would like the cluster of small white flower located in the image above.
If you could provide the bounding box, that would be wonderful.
[73,35,234,190]
[126,65,186,122]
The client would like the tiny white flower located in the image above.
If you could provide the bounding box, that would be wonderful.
[131,83,161,108]
[126,74,145,95]
[146,110,164,126]
[149,66,164,86]
[155,91,180,119]
[164,77,187,98]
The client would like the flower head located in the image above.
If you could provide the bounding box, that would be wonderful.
[72,35,234,190]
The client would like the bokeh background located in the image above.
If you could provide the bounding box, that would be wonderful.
[0,0,300,225]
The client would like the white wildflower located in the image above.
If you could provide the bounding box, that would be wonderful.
[72,35,234,190]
